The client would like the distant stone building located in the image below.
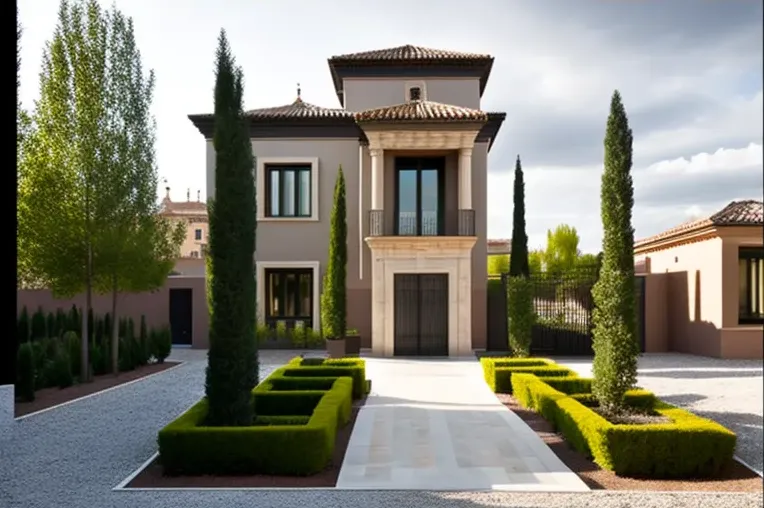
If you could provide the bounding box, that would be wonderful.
[159,186,207,276]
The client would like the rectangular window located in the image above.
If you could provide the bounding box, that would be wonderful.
[739,247,764,324]
[264,268,313,329]
[394,157,445,236]
[265,165,312,218]
[194,228,202,240]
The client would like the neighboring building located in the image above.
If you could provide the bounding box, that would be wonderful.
[487,238,511,255]
[159,187,208,276]
[635,200,763,359]
[190,44,506,356]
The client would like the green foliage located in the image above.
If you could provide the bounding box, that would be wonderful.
[18,306,30,343]
[118,338,133,372]
[46,312,56,339]
[508,155,530,277]
[151,326,172,363]
[16,342,35,402]
[51,346,74,389]
[204,29,258,427]
[283,356,367,399]
[591,90,639,414]
[158,375,353,476]
[479,357,553,389]
[275,321,287,341]
[487,254,509,276]
[321,167,348,340]
[68,305,80,335]
[528,250,544,274]
[63,331,81,380]
[55,308,67,337]
[290,322,306,347]
[30,307,46,340]
[137,315,149,366]
[506,276,535,357]
[543,224,581,274]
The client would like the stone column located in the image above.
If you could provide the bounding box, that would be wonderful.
[458,147,473,209]
[370,148,384,210]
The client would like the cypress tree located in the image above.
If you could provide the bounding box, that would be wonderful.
[204,29,257,426]
[591,90,638,414]
[321,167,348,340]
[508,155,530,277]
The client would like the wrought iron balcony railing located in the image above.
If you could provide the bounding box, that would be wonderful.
[368,209,475,237]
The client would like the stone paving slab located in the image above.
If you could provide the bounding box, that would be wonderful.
[336,358,589,491]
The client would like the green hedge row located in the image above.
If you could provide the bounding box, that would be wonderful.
[508,370,737,478]
[479,357,571,393]
[157,356,368,476]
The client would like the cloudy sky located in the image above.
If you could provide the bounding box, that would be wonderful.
[19,0,763,253]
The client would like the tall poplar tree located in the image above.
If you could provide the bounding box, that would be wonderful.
[18,0,110,382]
[591,90,639,414]
[204,30,257,426]
[508,155,529,277]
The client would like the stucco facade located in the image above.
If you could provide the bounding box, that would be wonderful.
[635,201,764,359]
[193,44,505,356]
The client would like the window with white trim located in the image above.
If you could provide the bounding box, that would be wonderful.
[256,157,319,221]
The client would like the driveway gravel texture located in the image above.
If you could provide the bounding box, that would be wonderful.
[1,349,761,508]
[558,353,764,475]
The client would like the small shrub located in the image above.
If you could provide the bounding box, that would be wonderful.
[55,308,67,338]
[17,306,30,343]
[63,331,81,379]
[275,321,287,342]
[30,340,49,390]
[46,312,56,339]
[255,322,270,344]
[305,327,323,347]
[152,327,172,363]
[87,308,94,346]
[30,307,47,341]
[505,276,535,357]
[90,344,106,376]
[118,337,134,372]
[16,342,35,401]
[67,304,80,335]
[51,347,74,389]
[138,315,149,366]
[291,322,306,348]
[480,357,553,389]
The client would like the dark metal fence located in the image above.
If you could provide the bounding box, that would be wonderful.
[486,268,647,356]
[368,209,475,237]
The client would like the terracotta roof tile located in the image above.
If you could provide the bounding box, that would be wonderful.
[635,199,763,246]
[244,98,353,120]
[355,100,488,123]
[329,44,492,63]
[161,200,207,214]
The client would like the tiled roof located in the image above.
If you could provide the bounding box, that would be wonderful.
[329,44,492,63]
[161,200,207,214]
[355,100,488,123]
[635,200,763,247]
[244,98,353,120]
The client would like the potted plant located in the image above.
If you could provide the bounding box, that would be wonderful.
[321,167,348,359]
[345,328,361,356]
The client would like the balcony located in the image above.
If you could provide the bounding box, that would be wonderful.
[368,209,475,237]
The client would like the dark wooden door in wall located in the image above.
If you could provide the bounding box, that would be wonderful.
[394,274,449,356]
[169,288,193,346]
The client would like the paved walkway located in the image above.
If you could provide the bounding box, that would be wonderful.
[337,358,589,491]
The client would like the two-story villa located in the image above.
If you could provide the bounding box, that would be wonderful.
[190,45,505,357]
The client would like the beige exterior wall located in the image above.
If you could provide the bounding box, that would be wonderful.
[169,217,207,259]
[343,77,481,111]
[17,276,210,349]
[636,227,763,359]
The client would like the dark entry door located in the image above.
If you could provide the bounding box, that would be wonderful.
[169,288,193,346]
[394,274,449,356]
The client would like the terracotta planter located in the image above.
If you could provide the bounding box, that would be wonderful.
[325,338,347,358]
[345,334,361,356]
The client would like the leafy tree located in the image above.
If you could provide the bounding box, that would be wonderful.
[91,6,184,373]
[487,254,509,276]
[204,30,257,427]
[591,90,639,414]
[528,250,544,274]
[321,166,348,340]
[508,155,530,277]
[544,224,581,274]
[17,0,113,382]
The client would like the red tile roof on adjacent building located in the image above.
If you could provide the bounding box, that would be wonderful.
[329,44,493,63]
[355,100,488,123]
[635,199,763,247]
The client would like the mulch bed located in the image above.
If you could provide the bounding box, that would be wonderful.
[498,393,763,492]
[15,361,181,418]
[127,396,367,488]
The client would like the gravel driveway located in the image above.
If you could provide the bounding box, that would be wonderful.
[0,349,760,508]
[558,353,764,475]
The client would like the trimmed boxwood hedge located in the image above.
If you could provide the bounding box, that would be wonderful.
[157,367,354,476]
[510,372,737,479]
[479,357,572,394]
[283,357,367,399]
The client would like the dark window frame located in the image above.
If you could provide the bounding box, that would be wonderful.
[264,164,312,218]
[194,228,202,240]
[263,268,314,328]
[739,247,764,325]
[393,157,446,236]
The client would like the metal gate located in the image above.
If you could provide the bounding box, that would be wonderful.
[394,273,449,356]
